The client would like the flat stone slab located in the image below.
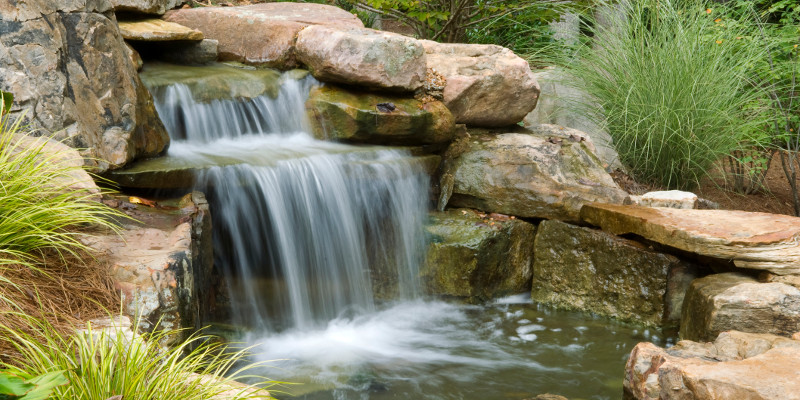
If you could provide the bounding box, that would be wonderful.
[118,19,203,41]
[581,203,800,275]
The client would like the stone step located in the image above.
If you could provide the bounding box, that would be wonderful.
[118,18,204,41]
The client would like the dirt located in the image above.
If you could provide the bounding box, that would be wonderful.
[613,152,800,216]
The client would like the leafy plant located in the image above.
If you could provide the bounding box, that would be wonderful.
[0,370,67,400]
[565,0,771,189]
[1,316,278,400]
[1,91,12,116]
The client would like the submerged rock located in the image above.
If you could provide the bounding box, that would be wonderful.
[164,3,364,69]
[445,127,627,222]
[680,272,800,342]
[0,1,169,171]
[624,331,800,400]
[306,85,454,145]
[420,208,536,302]
[580,204,800,275]
[532,220,691,326]
[421,40,540,127]
[297,26,426,91]
[140,62,281,103]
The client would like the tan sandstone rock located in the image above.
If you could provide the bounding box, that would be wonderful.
[421,40,540,127]
[624,331,800,400]
[164,3,364,69]
[680,272,800,341]
[118,18,203,41]
[296,25,426,92]
[580,204,800,275]
[445,127,628,222]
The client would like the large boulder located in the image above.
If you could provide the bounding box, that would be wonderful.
[296,26,426,91]
[110,0,185,15]
[0,1,169,172]
[624,331,800,400]
[164,3,364,69]
[420,208,536,302]
[306,85,454,145]
[445,126,628,222]
[421,40,540,127]
[680,273,800,342]
[524,68,620,168]
[82,192,213,336]
[532,220,692,326]
[580,204,800,275]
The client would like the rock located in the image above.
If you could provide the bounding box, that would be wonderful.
[680,272,800,341]
[629,190,699,209]
[0,3,170,172]
[525,395,569,400]
[186,373,272,400]
[624,331,800,400]
[524,68,620,169]
[125,42,144,71]
[445,127,628,222]
[760,271,800,290]
[420,40,539,127]
[306,85,454,145]
[580,204,800,275]
[110,0,185,15]
[158,39,218,65]
[420,208,536,302]
[164,3,364,69]
[296,26,426,92]
[532,220,686,326]
[81,192,213,338]
[118,18,203,41]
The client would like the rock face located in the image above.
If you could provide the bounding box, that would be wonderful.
[421,40,540,126]
[524,68,620,168]
[624,331,800,400]
[0,1,170,172]
[446,127,628,222]
[297,26,426,91]
[580,204,800,275]
[306,85,454,145]
[111,0,185,15]
[420,209,536,302]
[532,220,687,326]
[117,18,203,41]
[680,273,800,342]
[82,192,213,335]
[164,3,364,69]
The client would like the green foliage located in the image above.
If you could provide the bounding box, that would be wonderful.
[0,370,67,400]
[1,316,278,400]
[0,92,11,116]
[565,0,771,189]
[0,103,123,272]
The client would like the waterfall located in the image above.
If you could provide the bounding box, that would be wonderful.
[145,64,429,331]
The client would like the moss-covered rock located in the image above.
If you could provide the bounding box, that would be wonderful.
[420,208,536,302]
[532,220,687,326]
[306,85,455,145]
[140,62,282,103]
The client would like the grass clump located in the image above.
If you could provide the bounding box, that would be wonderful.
[565,0,770,189]
[1,316,276,400]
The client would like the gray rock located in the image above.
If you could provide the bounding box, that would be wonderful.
[680,272,800,341]
[297,26,426,92]
[159,39,218,65]
[0,2,169,172]
[532,220,686,326]
[421,40,540,127]
[420,208,536,302]
[110,0,185,15]
[445,127,628,222]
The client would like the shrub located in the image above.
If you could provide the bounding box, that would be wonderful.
[1,316,277,400]
[565,0,771,189]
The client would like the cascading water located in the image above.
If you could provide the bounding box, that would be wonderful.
[145,64,428,331]
[142,63,669,400]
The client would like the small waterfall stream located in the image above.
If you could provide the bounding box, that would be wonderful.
[142,63,665,400]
